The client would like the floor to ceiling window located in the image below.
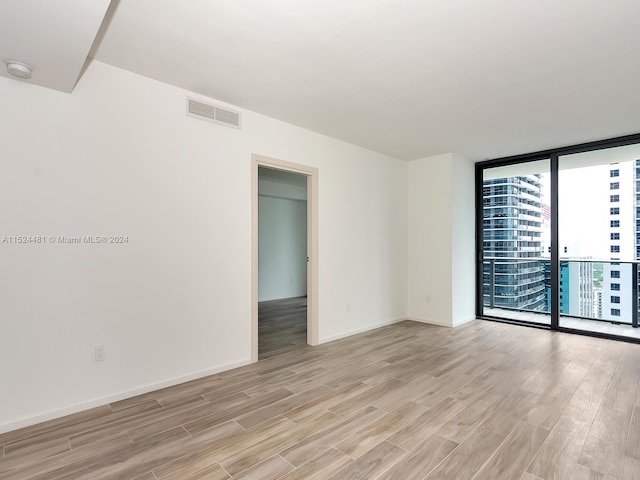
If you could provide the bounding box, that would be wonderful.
[477,134,640,342]
[481,160,551,326]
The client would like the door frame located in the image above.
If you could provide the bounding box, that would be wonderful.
[251,153,319,362]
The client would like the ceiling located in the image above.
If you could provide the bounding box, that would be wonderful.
[0,0,111,93]
[3,0,640,161]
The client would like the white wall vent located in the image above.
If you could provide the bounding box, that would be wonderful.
[186,97,241,129]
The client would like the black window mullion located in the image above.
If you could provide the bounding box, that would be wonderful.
[550,153,559,330]
[475,164,485,317]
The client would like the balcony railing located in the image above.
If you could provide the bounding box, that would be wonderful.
[483,258,639,328]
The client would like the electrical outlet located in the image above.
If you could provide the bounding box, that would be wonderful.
[346,302,351,312]
[94,345,105,362]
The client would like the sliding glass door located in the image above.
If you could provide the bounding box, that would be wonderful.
[558,145,640,339]
[477,134,640,343]
[480,160,551,326]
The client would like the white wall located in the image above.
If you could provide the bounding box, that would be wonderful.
[407,154,453,324]
[451,154,477,325]
[258,195,307,301]
[0,61,408,432]
[407,153,475,327]
[258,172,307,301]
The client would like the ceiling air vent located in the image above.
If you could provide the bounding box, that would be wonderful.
[186,97,241,129]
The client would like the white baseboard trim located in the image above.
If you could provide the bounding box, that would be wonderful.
[407,315,477,328]
[0,358,252,435]
[407,315,452,327]
[452,316,476,327]
[319,317,406,344]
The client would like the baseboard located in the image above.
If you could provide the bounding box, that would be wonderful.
[407,315,477,328]
[319,317,406,344]
[452,316,476,327]
[407,315,452,327]
[0,358,251,435]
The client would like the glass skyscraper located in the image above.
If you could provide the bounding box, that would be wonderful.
[483,175,546,311]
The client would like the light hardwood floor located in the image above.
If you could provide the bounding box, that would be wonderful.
[1,319,639,479]
[258,297,308,359]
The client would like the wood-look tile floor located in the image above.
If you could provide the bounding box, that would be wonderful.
[1,320,640,480]
[258,297,308,360]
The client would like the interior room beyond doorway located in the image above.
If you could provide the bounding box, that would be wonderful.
[258,166,308,358]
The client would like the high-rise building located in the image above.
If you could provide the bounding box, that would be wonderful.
[567,260,595,317]
[596,290,603,318]
[602,161,635,322]
[483,175,546,311]
[636,159,640,260]
[636,160,640,319]
[554,260,594,315]
[559,261,569,314]
[549,257,595,317]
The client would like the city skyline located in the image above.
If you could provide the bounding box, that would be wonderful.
[483,156,638,325]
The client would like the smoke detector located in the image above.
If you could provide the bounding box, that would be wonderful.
[5,60,32,79]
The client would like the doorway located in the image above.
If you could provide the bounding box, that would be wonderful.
[251,154,319,362]
[257,166,307,358]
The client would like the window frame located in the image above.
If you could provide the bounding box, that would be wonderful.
[476,131,640,344]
